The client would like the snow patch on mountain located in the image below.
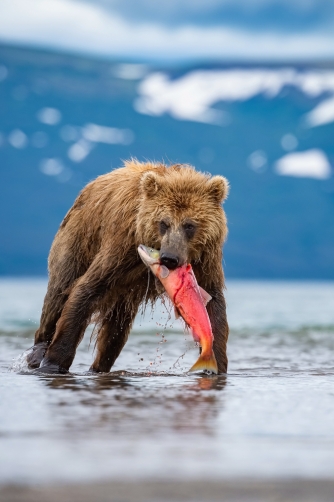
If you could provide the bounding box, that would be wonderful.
[135,69,334,125]
[305,97,334,127]
[275,149,332,180]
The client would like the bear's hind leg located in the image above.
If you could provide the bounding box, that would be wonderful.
[90,298,140,373]
[38,254,119,373]
[27,284,70,369]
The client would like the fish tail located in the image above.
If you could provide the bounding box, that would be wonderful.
[189,351,218,375]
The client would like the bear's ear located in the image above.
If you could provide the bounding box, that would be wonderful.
[207,176,229,204]
[141,171,164,198]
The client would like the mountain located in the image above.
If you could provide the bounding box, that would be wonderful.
[0,43,334,278]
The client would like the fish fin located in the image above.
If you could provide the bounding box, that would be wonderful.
[160,265,170,279]
[174,306,180,319]
[199,286,212,306]
[189,351,218,375]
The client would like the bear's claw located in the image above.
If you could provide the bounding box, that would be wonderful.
[34,358,68,374]
[26,342,48,369]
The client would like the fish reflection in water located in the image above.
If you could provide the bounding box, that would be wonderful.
[40,372,227,436]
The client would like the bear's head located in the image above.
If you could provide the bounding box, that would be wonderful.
[136,164,229,269]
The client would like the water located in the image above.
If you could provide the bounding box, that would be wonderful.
[1,279,334,485]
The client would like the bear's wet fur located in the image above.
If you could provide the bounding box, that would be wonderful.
[28,161,229,374]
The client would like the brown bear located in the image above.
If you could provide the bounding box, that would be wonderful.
[27,160,229,374]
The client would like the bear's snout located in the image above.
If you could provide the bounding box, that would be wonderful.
[160,252,179,270]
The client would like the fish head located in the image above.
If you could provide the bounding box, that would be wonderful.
[138,245,170,279]
[138,244,160,266]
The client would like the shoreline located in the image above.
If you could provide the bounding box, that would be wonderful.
[1,478,334,502]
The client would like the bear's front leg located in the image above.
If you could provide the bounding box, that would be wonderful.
[206,286,229,374]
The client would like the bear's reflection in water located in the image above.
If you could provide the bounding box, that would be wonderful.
[40,373,227,436]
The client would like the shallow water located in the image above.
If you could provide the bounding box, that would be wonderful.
[1,279,334,484]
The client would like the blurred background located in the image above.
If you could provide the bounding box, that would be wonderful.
[1,0,334,279]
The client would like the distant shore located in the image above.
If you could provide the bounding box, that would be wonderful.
[2,478,334,502]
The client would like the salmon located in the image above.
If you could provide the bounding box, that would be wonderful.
[138,244,218,374]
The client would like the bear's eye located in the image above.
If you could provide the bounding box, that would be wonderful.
[159,221,170,235]
[183,223,196,238]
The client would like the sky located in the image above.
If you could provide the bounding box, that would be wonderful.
[0,0,334,61]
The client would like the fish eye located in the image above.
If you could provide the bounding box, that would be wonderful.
[159,221,170,235]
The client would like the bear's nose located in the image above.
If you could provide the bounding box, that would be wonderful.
[160,253,179,270]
